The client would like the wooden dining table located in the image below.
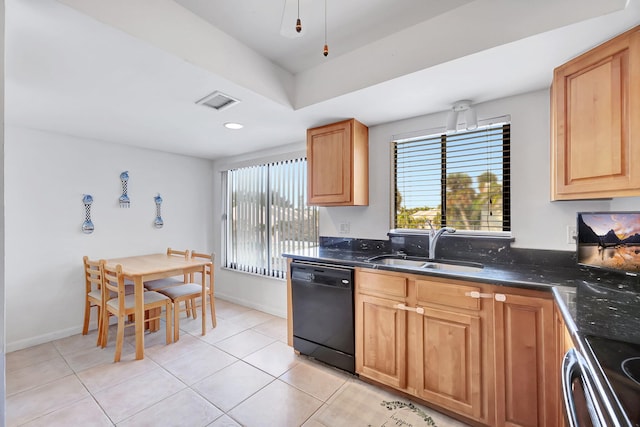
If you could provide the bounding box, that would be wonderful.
[104,253,211,360]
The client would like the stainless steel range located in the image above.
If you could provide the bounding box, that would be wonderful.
[562,281,640,427]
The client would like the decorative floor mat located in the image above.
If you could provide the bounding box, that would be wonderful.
[309,381,469,427]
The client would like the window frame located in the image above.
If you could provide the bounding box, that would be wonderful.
[222,156,319,279]
[392,120,511,234]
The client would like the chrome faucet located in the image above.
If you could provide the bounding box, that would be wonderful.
[427,220,456,259]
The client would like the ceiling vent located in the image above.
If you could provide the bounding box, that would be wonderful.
[196,91,240,111]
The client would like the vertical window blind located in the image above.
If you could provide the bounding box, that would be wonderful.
[224,158,318,278]
[394,123,510,232]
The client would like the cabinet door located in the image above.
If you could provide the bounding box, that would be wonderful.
[551,26,640,200]
[554,306,574,427]
[415,306,483,420]
[494,293,557,427]
[307,121,352,205]
[355,293,407,389]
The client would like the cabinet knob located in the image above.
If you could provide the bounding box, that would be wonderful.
[495,293,507,302]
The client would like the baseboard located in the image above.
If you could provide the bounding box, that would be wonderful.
[7,325,85,353]
[7,297,286,353]
[215,293,286,319]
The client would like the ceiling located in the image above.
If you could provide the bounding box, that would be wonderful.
[5,0,639,160]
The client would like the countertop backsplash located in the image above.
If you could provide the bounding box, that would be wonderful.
[317,233,640,290]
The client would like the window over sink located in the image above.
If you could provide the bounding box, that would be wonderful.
[222,157,319,278]
[393,122,511,232]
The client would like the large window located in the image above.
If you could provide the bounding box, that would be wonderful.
[223,157,318,278]
[394,123,510,232]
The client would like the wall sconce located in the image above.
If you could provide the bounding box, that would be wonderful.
[446,100,478,133]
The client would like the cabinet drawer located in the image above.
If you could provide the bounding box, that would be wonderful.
[357,271,407,299]
[416,279,481,311]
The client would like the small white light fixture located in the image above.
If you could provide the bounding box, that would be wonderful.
[446,100,478,133]
[224,122,244,130]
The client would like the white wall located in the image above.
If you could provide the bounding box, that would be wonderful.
[4,126,214,351]
[320,89,618,250]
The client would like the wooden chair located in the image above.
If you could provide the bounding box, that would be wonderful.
[143,248,189,291]
[101,262,172,362]
[144,247,199,320]
[83,256,135,346]
[157,252,216,341]
[82,256,106,346]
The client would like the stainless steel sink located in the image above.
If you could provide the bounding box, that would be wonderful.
[366,254,484,273]
[371,257,430,267]
[421,261,484,273]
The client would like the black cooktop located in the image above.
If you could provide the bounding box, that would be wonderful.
[585,335,640,426]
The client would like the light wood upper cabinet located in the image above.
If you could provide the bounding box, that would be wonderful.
[494,291,557,427]
[307,119,369,206]
[551,25,640,200]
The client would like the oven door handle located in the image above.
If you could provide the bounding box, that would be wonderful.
[562,348,614,427]
[562,348,583,427]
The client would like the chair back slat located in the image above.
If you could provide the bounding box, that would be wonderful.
[167,247,189,259]
[189,252,214,284]
[102,262,126,311]
[83,256,103,293]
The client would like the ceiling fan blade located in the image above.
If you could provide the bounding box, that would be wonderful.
[280,0,305,38]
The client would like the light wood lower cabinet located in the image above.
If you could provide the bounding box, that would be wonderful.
[416,306,483,419]
[355,269,408,389]
[494,291,557,427]
[355,269,492,425]
[414,278,489,421]
[355,268,558,427]
[554,303,574,427]
[357,293,407,389]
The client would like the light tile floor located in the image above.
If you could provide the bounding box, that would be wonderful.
[6,299,470,427]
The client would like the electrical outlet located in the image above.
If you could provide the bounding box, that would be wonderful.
[339,222,350,234]
[567,225,577,244]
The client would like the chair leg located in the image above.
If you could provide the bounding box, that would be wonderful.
[209,293,216,328]
[184,300,192,318]
[101,310,109,349]
[165,302,172,344]
[174,301,180,342]
[191,298,198,320]
[114,315,125,362]
[95,307,103,347]
[83,300,91,335]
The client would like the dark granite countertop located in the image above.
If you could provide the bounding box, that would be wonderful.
[283,246,638,292]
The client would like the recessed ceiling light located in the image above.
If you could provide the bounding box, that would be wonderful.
[224,122,244,130]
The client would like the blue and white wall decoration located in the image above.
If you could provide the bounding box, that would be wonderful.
[154,194,164,229]
[119,171,130,208]
[82,194,94,234]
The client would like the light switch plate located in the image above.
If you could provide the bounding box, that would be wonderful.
[567,225,577,244]
[339,222,350,234]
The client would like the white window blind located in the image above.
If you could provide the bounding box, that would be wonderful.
[224,158,318,278]
[394,123,510,232]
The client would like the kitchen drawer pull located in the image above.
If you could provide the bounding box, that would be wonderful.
[495,294,506,302]
[395,303,425,314]
[465,291,492,299]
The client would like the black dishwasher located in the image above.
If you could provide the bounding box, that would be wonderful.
[291,261,355,373]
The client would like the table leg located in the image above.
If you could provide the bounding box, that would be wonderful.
[134,275,145,360]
